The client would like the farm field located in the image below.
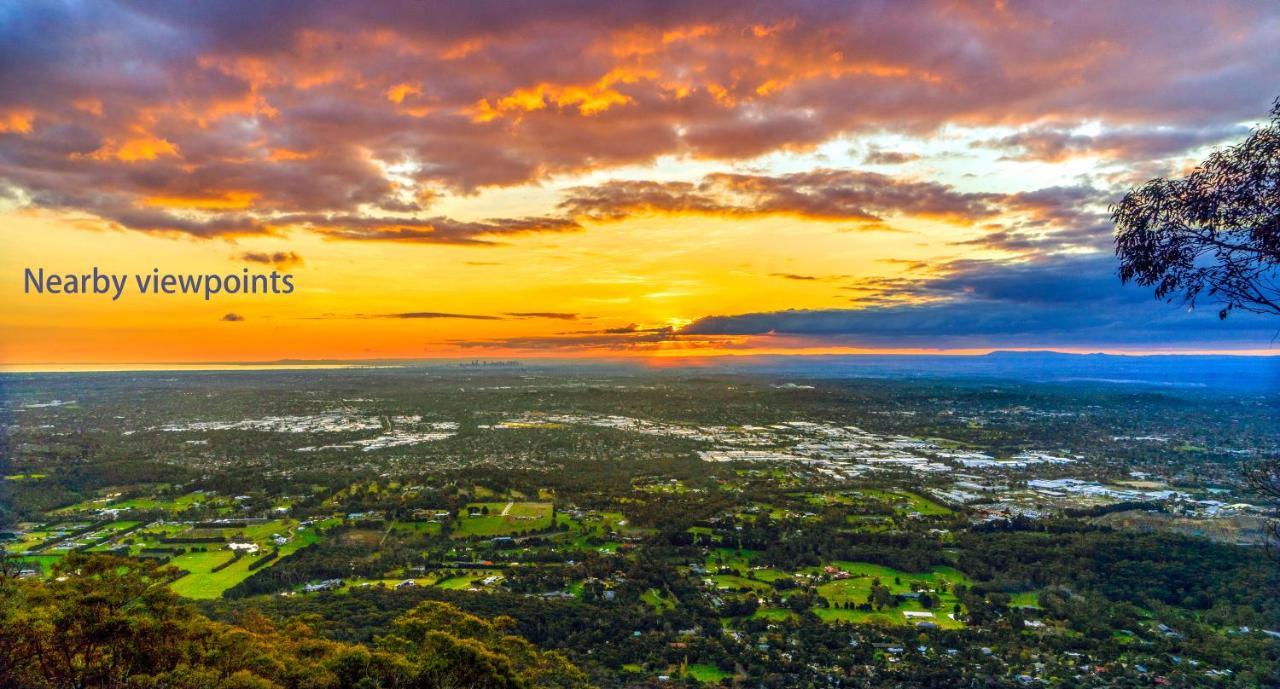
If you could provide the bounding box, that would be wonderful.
[453,502,554,537]
[167,520,320,599]
[858,489,953,516]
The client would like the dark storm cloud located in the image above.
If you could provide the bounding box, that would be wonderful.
[683,255,1279,347]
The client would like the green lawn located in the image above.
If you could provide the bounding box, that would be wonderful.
[168,521,318,599]
[51,490,222,516]
[813,608,900,624]
[704,548,789,582]
[807,561,970,629]
[641,588,676,610]
[15,554,62,574]
[106,497,166,510]
[339,577,436,592]
[802,492,855,507]
[900,491,952,516]
[4,530,55,553]
[434,573,502,590]
[233,519,293,540]
[705,547,759,570]
[751,607,795,621]
[685,664,732,683]
[168,550,239,598]
[709,574,772,593]
[1009,591,1041,608]
[80,521,143,551]
[454,502,553,537]
[50,497,115,515]
[858,489,952,516]
[598,511,651,537]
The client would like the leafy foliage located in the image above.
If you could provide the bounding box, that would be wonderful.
[1113,98,1280,318]
[0,554,591,689]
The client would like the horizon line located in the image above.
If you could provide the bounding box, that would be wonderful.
[3,347,1279,374]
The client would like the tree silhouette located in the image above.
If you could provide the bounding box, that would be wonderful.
[1112,98,1280,318]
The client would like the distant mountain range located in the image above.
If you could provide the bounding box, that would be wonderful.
[7,351,1276,392]
[694,351,1280,392]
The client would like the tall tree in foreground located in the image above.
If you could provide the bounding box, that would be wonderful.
[1112,98,1280,318]
[1113,98,1280,558]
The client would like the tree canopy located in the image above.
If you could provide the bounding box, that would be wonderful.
[1113,98,1280,318]
[0,554,591,689]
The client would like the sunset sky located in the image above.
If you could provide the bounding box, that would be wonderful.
[2,1,1279,365]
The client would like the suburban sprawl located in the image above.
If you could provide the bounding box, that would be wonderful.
[2,362,1277,688]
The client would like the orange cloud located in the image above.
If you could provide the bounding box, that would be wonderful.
[1,2,1275,244]
[386,83,422,104]
[469,67,656,121]
[440,38,484,61]
[267,148,313,161]
[0,109,35,133]
[88,133,180,162]
[143,190,260,210]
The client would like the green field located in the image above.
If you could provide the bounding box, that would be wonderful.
[685,664,733,683]
[1009,591,1042,608]
[340,577,436,592]
[454,502,553,537]
[751,608,795,621]
[641,588,676,610]
[802,492,856,507]
[705,548,789,582]
[4,529,55,553]
[111,491,217,512]
[435,572,503,590]
[15,554,63,574]
[859,489,953,516]
[51,490,226,516]
[168,520,320,599]
[808,561,970,629]
[80,520,143,551]
[168,550,240,598]
[709,574,773,593]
